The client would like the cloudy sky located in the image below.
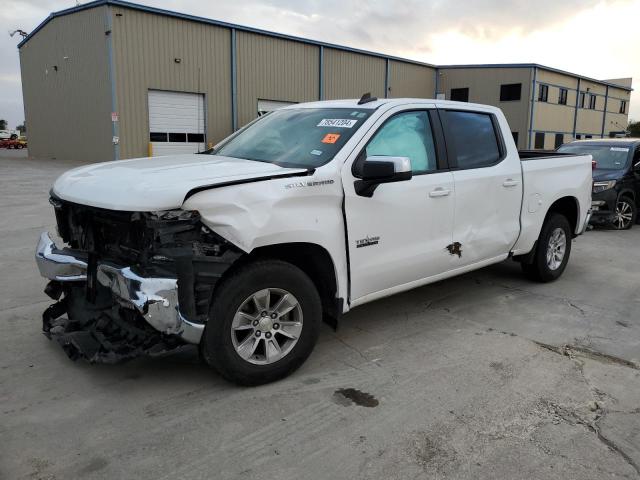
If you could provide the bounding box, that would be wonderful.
[1,0,638,129]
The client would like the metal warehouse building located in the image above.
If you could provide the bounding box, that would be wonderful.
[18,0,632,162]
[437,65,632,150]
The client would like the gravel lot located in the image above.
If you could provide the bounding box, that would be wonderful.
[1,150,639,479]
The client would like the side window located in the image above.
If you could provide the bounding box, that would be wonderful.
[365,111,438,174]
[442,110,502,169]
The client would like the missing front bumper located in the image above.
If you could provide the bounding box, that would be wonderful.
[35,231,204,345]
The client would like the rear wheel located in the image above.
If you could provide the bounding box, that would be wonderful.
[521,213,572,282]
[612,197,636,230]
[201,260,321,386]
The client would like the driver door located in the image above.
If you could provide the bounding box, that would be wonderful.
[342,105,455,304]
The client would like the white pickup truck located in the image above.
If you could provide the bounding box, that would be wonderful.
[36,97,592,385]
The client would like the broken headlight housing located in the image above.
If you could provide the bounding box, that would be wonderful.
[151,209,200,221]
[592,180,616,193]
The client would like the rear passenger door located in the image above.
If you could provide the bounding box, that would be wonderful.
[440,108,523,267]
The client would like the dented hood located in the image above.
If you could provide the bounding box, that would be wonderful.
[52,154,308,211]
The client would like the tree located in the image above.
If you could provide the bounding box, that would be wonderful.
[0,119,6,130]
[16,123,26,135]
[628,120,640,138]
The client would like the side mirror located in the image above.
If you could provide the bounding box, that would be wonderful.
[354,156,412,197]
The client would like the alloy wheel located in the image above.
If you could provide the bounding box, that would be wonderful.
[230,288,303,365]
[546,227,566,271]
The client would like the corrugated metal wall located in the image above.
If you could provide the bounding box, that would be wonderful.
[111,6,232,159]
[437,67,533,149]
[323,49,386,100]
[236,32,319,127]
[388,61,435,99]
[19,6,113,161]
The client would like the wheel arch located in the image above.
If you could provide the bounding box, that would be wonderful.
[214,242,342,329]
[546,196,580,236]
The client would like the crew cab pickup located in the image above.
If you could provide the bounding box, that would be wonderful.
[36,98,592,385]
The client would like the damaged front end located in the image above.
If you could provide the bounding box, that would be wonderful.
[35,197,241,363]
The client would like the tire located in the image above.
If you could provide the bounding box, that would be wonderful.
[201,259,321,386]
[611,197,636,230]
[521,213,572,282]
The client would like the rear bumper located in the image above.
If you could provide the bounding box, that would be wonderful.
[35,232,204,344]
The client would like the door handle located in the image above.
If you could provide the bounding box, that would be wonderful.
[429,187,451,198]
[502,179,519,188]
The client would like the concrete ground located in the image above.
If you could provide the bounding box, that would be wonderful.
[1,150,639,480]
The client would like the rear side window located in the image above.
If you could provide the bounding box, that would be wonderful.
[365,111,437,174]
[442,111,502,169]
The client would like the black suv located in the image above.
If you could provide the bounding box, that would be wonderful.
[558,139,640,230]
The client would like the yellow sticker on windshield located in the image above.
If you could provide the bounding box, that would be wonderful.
[322,133,341,144]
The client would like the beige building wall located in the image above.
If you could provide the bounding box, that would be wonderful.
[437,67,533,149]
[236,32,319,127]
[323,49,386,100]
[575,79,608,136]
[111,6,232,159]
[604,86,631,136]
[388,61,435,99]
[19,6,113,161]
[533,69,579,138]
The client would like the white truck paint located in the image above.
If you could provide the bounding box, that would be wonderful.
[38,98,592,385]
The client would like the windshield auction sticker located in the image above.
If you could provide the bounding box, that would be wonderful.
[317,119,358,128]
[321,133,341,144]
[610,147,629,152]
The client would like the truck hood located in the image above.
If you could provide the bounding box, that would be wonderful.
[52,154,309,211]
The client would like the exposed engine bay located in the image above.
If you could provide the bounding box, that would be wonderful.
[39,196,242,362]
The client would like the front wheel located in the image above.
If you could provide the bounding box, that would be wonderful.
[521,213,572,282]
[201,260,321,386]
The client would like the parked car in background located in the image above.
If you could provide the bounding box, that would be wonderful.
[558,139,640,230]
[35,98,592,385]
[0,130,18,140]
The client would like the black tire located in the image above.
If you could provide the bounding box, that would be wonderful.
[521,213,572,282]
[611,196,636,230]
[201,259,321,386]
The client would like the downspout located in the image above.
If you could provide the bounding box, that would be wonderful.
[601,85,609,138]
[230,28,238,131]
[319,46,324,100]
[572,78,580,139]
[528,67,537,149]
[105,5,119,160]
[434,68,440,98]
[384,58,390,98]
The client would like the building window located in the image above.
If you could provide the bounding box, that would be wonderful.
[450,88,469,102]
[187,133,205,143]
[558,88,568,105]
[589,94,597,110]
[579,92,585,108]
[500,84,522,101]
[585,135,593,139]
[168,133,187,142]
[149,132,168,142]
[512,131,519,146]
[538,84,549,102]
[534,132,545,149]
[576,134,582,140]
[620,100,627,114]
[554,133,564,148]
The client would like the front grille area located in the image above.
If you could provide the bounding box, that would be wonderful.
[50,196,243,321]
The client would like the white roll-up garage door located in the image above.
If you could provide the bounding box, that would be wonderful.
[148,90,206,156]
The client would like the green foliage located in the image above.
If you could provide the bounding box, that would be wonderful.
[627,120,640,138]
[16,123,26,134]
[0,119,7,130]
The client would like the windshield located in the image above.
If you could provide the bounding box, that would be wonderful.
[557,144,631,170]
[213,108,373,168]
